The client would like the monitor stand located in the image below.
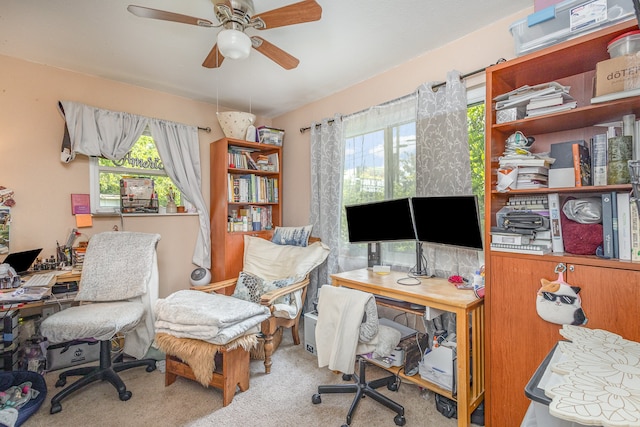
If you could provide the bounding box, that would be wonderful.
[413,241,429,277]
[367,242,381,268]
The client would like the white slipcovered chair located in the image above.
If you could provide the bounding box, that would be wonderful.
[190,235,330,373]
[40,231,160,414]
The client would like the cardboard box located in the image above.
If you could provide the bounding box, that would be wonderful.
[595,53,640,97]
[496,106,526,124]
[46,340,100,371]
[304,311,318,356]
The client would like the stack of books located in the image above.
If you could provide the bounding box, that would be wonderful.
[494,81,575,117]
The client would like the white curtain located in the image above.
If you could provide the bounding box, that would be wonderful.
[340,95,417,272]
[149,119,211,268]
[308,114,343,311]
[415,70,479,278]
[58,101,211,268]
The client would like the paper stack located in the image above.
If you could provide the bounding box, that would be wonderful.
[494,81,576,119]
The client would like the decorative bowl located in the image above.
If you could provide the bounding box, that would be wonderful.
[216,111,256,139]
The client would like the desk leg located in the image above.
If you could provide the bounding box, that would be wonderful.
[455,307,470,427]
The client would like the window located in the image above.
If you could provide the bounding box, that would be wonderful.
[89,131,181,214]
[340,87,486,270]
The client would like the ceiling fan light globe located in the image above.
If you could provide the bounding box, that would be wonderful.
[217,29,251,60]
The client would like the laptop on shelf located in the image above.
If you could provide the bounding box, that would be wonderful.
[2,248,43,275]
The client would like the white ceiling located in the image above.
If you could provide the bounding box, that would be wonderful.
[0,0,532,118]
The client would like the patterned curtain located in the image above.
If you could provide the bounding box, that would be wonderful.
[415,70,480,278]
[308,114,344,311]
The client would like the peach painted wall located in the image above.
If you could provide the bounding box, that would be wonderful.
[273,9,531,227]
[0,55,269,297]
[0,7,530,295]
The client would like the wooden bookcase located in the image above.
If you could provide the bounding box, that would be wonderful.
[484,20,640,426]
[210,137,282,284]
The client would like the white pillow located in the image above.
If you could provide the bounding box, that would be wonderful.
[243,235,330,281]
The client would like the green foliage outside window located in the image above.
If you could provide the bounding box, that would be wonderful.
[98,134,180,207]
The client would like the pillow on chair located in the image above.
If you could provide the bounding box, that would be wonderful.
[243,235,330,282]
[232,271,295,305]
[271,225,313,247]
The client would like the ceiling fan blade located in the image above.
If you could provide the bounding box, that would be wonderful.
[251,36,299,70]
[202,44,225,68]
[253,0,322,30]
[127,5,214,27]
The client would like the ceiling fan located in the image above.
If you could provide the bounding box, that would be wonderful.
[127,0,322,70]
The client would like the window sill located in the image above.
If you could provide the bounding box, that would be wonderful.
[92,212,198,218]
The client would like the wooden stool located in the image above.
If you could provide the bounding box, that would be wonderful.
[165,345,250,406]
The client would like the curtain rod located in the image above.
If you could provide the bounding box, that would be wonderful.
[198,126,211,132]
[299,58,505,134]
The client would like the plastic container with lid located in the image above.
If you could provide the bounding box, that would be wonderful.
[509,0,636,57]
[607,30,640,58]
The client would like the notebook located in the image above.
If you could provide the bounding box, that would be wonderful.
[2,248,43,275]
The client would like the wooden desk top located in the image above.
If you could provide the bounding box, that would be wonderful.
[331,268,482,311]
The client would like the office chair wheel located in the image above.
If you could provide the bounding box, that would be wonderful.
[55,378,67,387]
[311,393,321,404]
[50,402,62,414]
[394,414,406,426]
[342,374,352,381]
[388,382,399,391]
[146,365,157,372]
[119,390,132,401]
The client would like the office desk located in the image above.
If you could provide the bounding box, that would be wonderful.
[0,271,81,311]
[331,268,485,427]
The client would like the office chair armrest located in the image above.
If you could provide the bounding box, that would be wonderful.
[190,278,238,294]
[260,276,310,307]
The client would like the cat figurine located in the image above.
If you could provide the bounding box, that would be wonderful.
[536,277,587,326]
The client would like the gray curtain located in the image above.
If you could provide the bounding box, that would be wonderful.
[308,114,344,311]
[149,119,211,268]
[415,70,479,278]
[58,101,211,268]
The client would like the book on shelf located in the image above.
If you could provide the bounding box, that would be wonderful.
[549,140,586,188]
[630,198,640,261]
[548,193,564,253]
[616,192,632,261]
[490,243,551,255]
[525,101,577,117]
[607,135,633,185]
[525,92,575,111]
[591,133,608,186]
[243,151,259,170]
[572,143,591,186]
[611,191,619,259]
[601,192,614,258]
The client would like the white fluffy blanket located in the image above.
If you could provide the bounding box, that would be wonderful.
[154,290,270,345]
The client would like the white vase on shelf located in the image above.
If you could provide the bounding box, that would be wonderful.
[166,201,177,214]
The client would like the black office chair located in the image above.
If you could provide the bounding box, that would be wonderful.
[311,285,406,427]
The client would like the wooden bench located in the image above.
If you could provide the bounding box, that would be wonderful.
[165,345,250,407]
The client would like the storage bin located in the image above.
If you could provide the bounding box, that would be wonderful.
[258,126,285,146]
[46,339,99,371]
[510,0,636,57]
[303,311,318,356]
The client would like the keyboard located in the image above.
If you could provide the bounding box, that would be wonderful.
[22,273,56,288]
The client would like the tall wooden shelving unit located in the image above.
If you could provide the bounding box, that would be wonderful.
[210,137,282,284]
[484,20,640,426]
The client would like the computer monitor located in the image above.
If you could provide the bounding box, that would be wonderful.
[410,195,483,250]
[345,198,416,267]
